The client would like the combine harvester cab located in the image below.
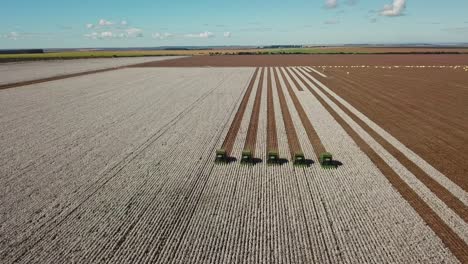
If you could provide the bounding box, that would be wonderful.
[215,149,227,163]
[267,150,279,165]
[241,149,253,164]
[320,152,335,169]
[293,152,307,166]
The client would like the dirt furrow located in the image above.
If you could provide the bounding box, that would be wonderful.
[217,67,259,159]
[272,67,303,163]
[301,69,468,263]
[266,67,279,163]
[242,67,265,161]
[284,68,304,91]
[281,67,328,160]
[303,69,467,222]
[306,67,467,205]
[315,67,468,191]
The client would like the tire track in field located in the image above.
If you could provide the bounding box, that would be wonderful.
[218,68,259,158]
[0,67,127,91]
[312,67,468,192]
[308,67,467,204]
[243,67,264,160]
[272,67,303,161]
[284,67,304,91]
[302,68,467,223]
[280,67,328,160]
[299,68,468,263]
[144,70,255,264]
[1,71,187,187]
[7,71,234,263]
[266,67,279,160]
[97,69,254,264]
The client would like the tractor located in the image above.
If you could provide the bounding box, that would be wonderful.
[293,151,306,166]
[215,149,227,163]
[319,152,334,169]
[267,150,279,164]
[241,149,253,164]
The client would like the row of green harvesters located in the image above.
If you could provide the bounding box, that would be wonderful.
[215,149,335,168]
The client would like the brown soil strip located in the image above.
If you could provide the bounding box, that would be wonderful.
[284,68,304,91]
[266,68,278,154]
[0,67,126,90]
[302,71,468,263]
[243,67,265,156]
[316,68,468,191]
[304,69,468,222]
[130,54,468,67]
[220,67,260,156]
[289,67,312,91]
[279,68,327,158]
[273,67,302,158]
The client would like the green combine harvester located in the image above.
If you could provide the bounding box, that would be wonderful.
[240,149,253,164]
[293,151,306,166]
[267,150,279,164]
[319,152,335,169]
[215,149,227,163]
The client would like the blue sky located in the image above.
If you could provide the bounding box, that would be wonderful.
[1,0,467,48]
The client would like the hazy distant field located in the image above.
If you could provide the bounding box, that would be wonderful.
[1,47,468,62]
[1,56,466,263]
[0,56,184,86]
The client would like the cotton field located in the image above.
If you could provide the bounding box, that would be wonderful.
[0,57,466,263]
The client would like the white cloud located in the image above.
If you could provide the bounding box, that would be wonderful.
[125,28,143,38]
[185,31,214,38]
[4,32,20,40]
[100,31,114,38]
[84,32,99,39]
[324,19,340,24]
[152,32,174,39]
[99,19,114,26]
[442,27,468,33]
[84,18,143,39]
[223,32,231,38]
[84,28,143,39]
[380,0,406,17]
[325,0,338,9]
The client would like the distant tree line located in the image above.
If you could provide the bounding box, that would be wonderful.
[0,49,44,54]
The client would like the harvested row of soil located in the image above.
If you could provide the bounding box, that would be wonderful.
[301,69,468,263]
[243,68,265,158]
[130,54,468,67]
[302,69,467,223]
[266,68,279,156]
[289,68,312,91]
[1,67,460,263]
[0,57,184,89]
[218,68,259,157]
[317,68,468,191]
[0,67,126,90]
[279,68,327,159]
[284,68,304,91]
[273,68,303,159]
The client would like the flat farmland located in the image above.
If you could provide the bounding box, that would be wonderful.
[0,56,184,87]
[132,54,468,67]
[315,66,468,191]
[0,56,467,263]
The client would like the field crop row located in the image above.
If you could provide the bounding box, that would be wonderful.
[215,65,466,262]
[218,67,332,166]
[0,57,184,87]
[0,66,464,263]
[296,67,467,262]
